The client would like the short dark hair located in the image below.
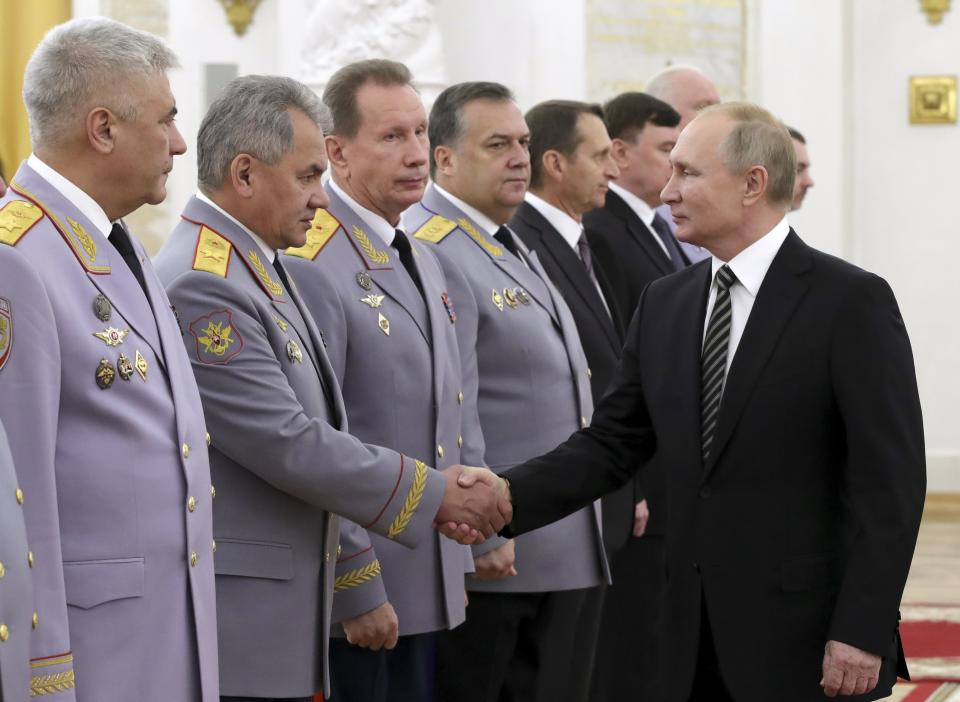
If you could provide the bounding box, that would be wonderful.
[429,81,514,179]
[786,126,806,144]
[323,59,413,138]
[603,92,680,142]
[525,100,604,189]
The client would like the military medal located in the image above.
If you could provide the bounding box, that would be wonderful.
[117,352,134,381]
[360,294,385,309]
[286,339,303,363]
[93,326,129,347]
[356,271,373,291]
[516,287,531,305]
[378,312,390,336]
[135,349,148,381]
[503,287,519,309]
[491,288,504,312]
[441,292,457,324]
[273,315,289,332]
[95,358,115,389]
[93,294,112,322]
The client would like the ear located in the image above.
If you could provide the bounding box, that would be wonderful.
[230,154,256,198]
[325,134,349,172]
[86,107,116,155]
[541,149,565,184]
[610,138,631,170]
[433,144,454,177]
[742,165,768,206]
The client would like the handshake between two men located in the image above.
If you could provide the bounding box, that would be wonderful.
[435,465,512,545]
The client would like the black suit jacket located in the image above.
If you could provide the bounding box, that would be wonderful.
[584,189,688,535]
[504,231,925,702]
[509,202,634,554]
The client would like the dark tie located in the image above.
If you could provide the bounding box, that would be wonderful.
[272,256,293,297]
[700,265,737,464]
[650,213,687,271]
[391,229,424,298]
[577,231,598,285]
[493,225,522,261]
[108,222,147,295]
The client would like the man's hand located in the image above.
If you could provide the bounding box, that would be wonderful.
[633,499,650,537]
[342,602,399,651]
[820,640,881,697]
[472,539,517,580]
[435,465,512,543]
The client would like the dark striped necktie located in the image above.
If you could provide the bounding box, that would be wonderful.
[700,264,737,464]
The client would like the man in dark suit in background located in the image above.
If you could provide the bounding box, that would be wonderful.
[582,91,685,701]
[508,100,622,702]
[455,102,925,701]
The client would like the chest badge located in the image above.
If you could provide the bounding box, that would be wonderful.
[135,349,149,381]
[441,292,457,324]
[95,358,116,389]
[117,352,134,381]
[491,288,504,312]
[93,294,112,322]
[286,339,303,363]
[503,287,519,309]
[378,312,391,336]
[356,271,373,291]
[515,287,531,305]
[93,327,129,347]
[360,293,385,309]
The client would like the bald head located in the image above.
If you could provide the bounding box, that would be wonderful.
[645,66,720,128]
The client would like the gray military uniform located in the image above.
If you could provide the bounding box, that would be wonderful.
[155,196,447,700]
[284,183,478,635]
[0,422,32,702]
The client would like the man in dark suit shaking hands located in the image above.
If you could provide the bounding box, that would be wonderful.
[454,102,926,701]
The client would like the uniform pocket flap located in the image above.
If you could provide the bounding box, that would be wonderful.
[213,538,294,581]
[780,553,838,593]
[63,557,145,609]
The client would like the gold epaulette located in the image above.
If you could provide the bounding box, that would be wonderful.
[286,208,340,260]
[414,215,457,244]
[193,226,233,277]
[0,200,44,246]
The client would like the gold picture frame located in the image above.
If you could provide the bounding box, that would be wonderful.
[909,75,957,124]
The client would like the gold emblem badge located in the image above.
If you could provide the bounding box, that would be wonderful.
[360,294,385,309]
[352,225,390,265]
[117,353,134,381]
[273,315,289,332]
[503,287,519,309]
[491,288,505,311]
[135,350,148,381]
[286,339,303,363]
[197,320,236,357]
[68,217,97,263]
[356,271,373,290]
[93,294,112,322]
[93,327,129,347]
[516,287,531,305]
[378,312,391,336]
[95,358,115,389]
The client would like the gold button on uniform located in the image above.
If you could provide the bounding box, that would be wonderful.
[15,487,23,505]
[210,484,217,499]
[182,443,190,459]
[325,551,331,563]
[32,611,38,630]
[587,368,592,380]
[0,624,8,642]
[437,445,444,458]
[458,435,463,448]
[0,561,5,579]
[337,545,342,557]
[205,432,212,446]
[457,391,464,405]
[581,416,588,428]
[27,551,34,568]
[187,496,197,513]
[190,551,198,567]
[212,540,217,553]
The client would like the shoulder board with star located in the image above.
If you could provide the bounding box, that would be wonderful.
[192,225,234,278]
[286,208,342,261]
[413,215,457,244]
[0,199,45,247]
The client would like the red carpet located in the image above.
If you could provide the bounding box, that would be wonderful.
[902,605,960,682]
[898,681,960,701]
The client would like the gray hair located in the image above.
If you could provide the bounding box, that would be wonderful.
[23,17,178,148]
[428,82,514,179]
[644,65,708,102]
[702,102,796,207]
[197,74,329,192]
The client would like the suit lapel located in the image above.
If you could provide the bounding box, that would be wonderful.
[703,232,812,477]
[607,190,674,277]
[518,203,620,351]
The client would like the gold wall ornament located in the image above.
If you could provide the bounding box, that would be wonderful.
[909,76,957,124]
[218,0,262,36]
[920,0,951,24]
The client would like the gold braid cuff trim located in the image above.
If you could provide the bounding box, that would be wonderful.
[458,218,503,258]
[31,654,74,669]
[30,669,76,696]
[333,559,381,592]
[387,459,428,539]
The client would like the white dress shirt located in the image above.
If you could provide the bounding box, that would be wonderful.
[432,183,501,238]
[196,191,276,264]
[702,217,791,375]
[329,177,403,245]
[608,181,670,258]
[28,153,113,241]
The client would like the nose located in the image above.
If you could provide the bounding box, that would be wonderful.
[661,171,679,205]
[605,153,620,181]
[405,134,429,167]
[310,184,330,210]
[170,122,187,156]
[509,141,530,170]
